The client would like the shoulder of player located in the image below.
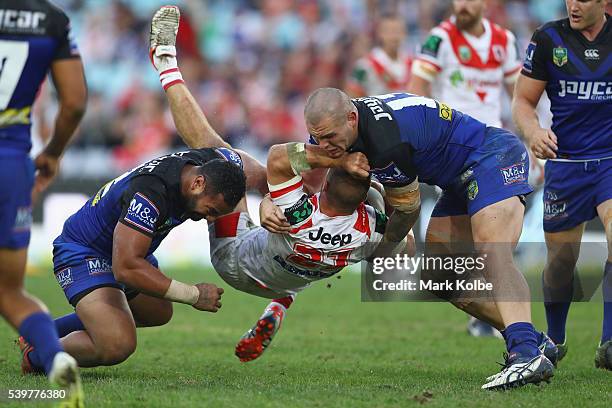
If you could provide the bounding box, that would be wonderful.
[424,25,451,44]
[41,0,71,25]
[127,173,170,195]
[532,18,568,41]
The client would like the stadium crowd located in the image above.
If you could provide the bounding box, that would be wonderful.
[37,0,572,176]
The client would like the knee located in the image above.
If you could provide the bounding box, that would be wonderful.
[97,338,137,366]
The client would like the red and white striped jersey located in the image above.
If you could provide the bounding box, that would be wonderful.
[412,17,521,127]
[237,175,385,293]
[348,47,413,96]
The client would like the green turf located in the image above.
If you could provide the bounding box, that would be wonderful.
[0,266,610,407]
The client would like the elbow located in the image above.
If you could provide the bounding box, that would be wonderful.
[112,264,129,285]
[112,258,135,285]
[60,100,87,122]
[266,144,288,174]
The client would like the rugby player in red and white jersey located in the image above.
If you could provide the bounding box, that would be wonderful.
[149,6,400,363]
[409,0,521,127]
[408,0,523,338]
[346,14,413,97]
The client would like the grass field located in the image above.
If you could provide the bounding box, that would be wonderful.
[0,266,610,407]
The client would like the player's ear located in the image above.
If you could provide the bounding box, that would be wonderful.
[347,110,358,128]
[192,174,206,194]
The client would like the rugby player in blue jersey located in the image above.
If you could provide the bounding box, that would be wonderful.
[513,0,611,370]
[19,7,273,372]
[290,89,554,390]
[0,0,86,404]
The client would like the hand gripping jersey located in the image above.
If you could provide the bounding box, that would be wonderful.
[209,174,387,296]
[347,93,486,189]
[522,16,611,160]
[413,17,522,127]
[0,0,79,153]
[53,148,241,267]
[348,47,413,96]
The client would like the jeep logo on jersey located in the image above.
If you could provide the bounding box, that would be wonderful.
[584,49,599,60]
[124,193,160,234]
[558,80,612,101]
[0,10,46,31]
[356,97,393,121]
[308,227,352,246]
[86,258,112,275]
[500,163,526,185]
[370,162,410,185]
[55,268,73,289]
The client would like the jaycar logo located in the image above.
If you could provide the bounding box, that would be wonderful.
[558,80,612,101]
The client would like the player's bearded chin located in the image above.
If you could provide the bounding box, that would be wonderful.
[184,195,204,221]
[456,11,477,30]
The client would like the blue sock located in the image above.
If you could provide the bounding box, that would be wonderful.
[602,261,612,344]
[55,313,85,338]
[18,312,63,375]
[543,271,573,344]
[504,322,539,358]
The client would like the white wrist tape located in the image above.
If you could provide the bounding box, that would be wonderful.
[153,45,184,90]
[164,280,199,305]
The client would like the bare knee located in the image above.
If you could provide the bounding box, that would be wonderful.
[97,338,137,365]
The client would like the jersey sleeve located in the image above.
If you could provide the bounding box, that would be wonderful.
[118,176,169,238]
[269,175,315,228]
[521,28,550,81]
[502,30,523,83]
[53,11,80,60]
[412,27,446,81]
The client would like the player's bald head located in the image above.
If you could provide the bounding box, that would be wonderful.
[325,168,370,213]
[304,88,354,127]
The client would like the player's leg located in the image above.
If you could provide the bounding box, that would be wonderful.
[542,224,584,350]
[0,155,67,374]
[1,155,83,405]
[595,198,612,369]
[61,287,137,367]
[236,295,294,362]
[473,197,554,389]
[0,248,63,374]
[425,190,503,335]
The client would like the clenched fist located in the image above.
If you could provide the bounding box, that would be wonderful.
[193,283,224,312]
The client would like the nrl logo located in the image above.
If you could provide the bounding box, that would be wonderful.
[553,46,568,67]
[458,45,471,62]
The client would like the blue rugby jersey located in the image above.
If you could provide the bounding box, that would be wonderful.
[522,16,611,159]
[0,0,80,154]
[53,148,243,267]
[348,92,486,188]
